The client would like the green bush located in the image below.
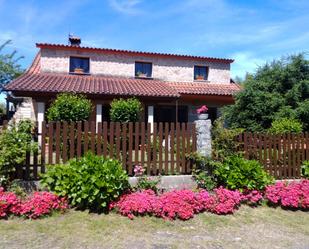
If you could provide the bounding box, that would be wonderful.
[301,160,309,178]
[186,152,221,190]
[41,153,129,212]
[0,103,5,116]
[135,176,161,193]
[212,118,244,161]
[47,93,92,122]
[268,118,303,134]
[214,156,274,191]
[0,120,37,185]
[110,98,142,122]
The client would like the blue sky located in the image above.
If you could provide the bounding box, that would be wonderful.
[0,0,309,79]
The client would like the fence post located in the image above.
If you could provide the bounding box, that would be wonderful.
[194,117,212,157]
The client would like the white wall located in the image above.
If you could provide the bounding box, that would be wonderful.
[40,48,231,84]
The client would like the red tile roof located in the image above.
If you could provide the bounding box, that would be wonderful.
[36,43,234,63]
[5,52,240,98]
[167,82,241,96]
[6,73,180,97]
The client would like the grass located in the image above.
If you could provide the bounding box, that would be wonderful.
[0,206,308,249]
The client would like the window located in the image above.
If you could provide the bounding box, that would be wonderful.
[69,57,90,74]
[194,66,208,81]
[135,62,152,78]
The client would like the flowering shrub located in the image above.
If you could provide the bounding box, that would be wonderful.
[0,187,20,217]
[153,190,201,220]
[197,105,208,114]
[19,192,68,219]
[110,190,157,219]
[265,180,309,209]
[0,187,68,219]
[209,187,242,214]
[111,187,242,220]
[241,190,263,206]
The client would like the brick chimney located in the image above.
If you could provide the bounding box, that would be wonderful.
[68,34,81,46]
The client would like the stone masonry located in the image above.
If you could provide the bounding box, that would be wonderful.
[195,118,212,157]
[40,48,231,83]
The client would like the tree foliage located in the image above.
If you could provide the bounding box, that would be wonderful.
[0,40,24,92]
[110,97,143,122]
[224,54,309,131]
[268,118,303,134]
[47,93,92,122]
[0,120,37,185]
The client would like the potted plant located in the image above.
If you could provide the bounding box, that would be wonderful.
[74,67,84,74]
[196,105,209,120]
[136,71,147,78]
[196,75,205,80]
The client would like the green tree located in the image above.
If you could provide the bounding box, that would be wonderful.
[47,93,92,122]
[224,54,309,132]
[0,40,24,92]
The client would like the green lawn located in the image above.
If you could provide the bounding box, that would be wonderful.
[0,206,308,249]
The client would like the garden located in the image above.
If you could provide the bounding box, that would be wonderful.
[0,55,309,248]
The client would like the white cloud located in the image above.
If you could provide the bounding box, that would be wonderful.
[230,52,268,79]
[108,0,143,15]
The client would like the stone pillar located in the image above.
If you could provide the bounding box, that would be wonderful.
[37,102,45,146]
[147,105,154,132]
[96,104,102,132]
[194,118,212,157]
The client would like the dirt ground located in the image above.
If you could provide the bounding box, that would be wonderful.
[0,206,308,249]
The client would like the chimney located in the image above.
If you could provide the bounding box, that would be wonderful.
[68,34,81,46]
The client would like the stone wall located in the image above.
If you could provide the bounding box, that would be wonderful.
[40,48,231,83]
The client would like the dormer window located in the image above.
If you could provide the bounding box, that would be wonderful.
[70,57,90,74]
[135,62,152,78]
[194,66,208,81]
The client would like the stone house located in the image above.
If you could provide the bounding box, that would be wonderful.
[4,36,240,127]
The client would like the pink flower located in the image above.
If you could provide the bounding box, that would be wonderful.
[196,105,208,114]
[265,180,309,209]
[134,164,145,176]
[0,188,68,219]
[110,187,243,220]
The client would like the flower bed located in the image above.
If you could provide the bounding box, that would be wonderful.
[0,187,68,219]
[110,187,242,220]
[110,180,309,220]
[265,180,309,209]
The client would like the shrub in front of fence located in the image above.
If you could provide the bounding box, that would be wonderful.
[41,153,129,212]
[265,180,309,209]
[0,187,68,219]
[0,120,37,186]
[214,156,274,191]
[301,161,309,178]
[110,188,242,220]
[187,152,221,191]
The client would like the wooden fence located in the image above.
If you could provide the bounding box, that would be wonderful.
[2,121,197,180]
[238,132,309,179]
[2,120,309,180]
